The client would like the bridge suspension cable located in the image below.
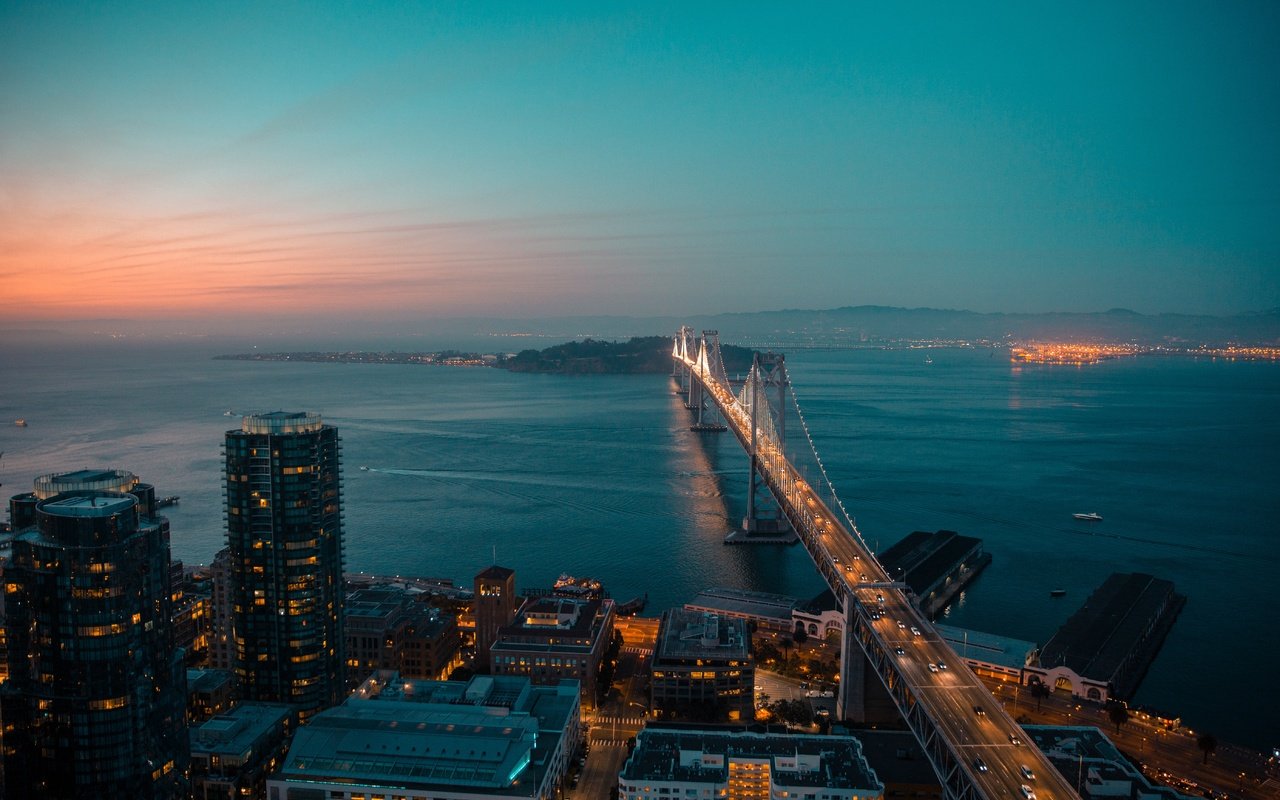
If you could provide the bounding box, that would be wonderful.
[784,379,880,565]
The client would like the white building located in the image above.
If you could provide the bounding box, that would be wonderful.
[618,728,883,800]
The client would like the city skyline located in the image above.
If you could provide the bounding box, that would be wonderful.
[3,2,1279,332]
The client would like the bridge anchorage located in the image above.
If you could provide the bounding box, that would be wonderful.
[671,327,1081,800]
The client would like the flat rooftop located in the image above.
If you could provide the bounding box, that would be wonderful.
[621,728,882,791]
[935,624,1037,671]
[1039,573,1181,680]
[878,530,982,595]
[655,608,750,662]
[276,673,577,797]
[38,493,135,518]
[685,587,799,623]
[190,702,293,755]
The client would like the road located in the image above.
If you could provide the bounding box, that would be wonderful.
[572,617,658,799]
[985,678,1280,800]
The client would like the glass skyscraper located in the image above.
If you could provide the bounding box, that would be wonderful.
[224,412,345,717]
[1,470,189,799]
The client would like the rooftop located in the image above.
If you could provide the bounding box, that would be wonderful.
[275,673,578,797]
[239,411,324,435]
[477,565,516,581]
[655,608,751,662]
[1039,573,1181,680]
[685,587,800,623]
[878,530,982,595]
[621,728,882,791]
[934,624,1037,671]
[190,703,293,756]
[33,468,138,499]
[37,492,135,518]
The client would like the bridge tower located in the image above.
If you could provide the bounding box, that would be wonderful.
[741,352,793,535]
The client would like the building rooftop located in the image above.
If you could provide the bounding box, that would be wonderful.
[477,565,516,581]
[621,728,882,791]
[37,493,135,518]
[1039,573,1181,680]
[685,587,800,624]
[1023,725,1196,800]
[655,608,751,662]
[934,624,1037,671]
[878,530,982,595]
[275,673,578,797]
[238,411,323,435]
[32,469,139,499]
[190,703,293,756]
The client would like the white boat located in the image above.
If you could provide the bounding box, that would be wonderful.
[359,466,369,471]
[924,356,933,364]
[1073,512,1102,521]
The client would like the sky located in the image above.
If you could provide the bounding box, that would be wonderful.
[2,1,1279,332]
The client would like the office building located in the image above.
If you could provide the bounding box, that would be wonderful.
[190,702,295,800]
[1,471,189,798]
[473,564,516,672]
[268,671,581,800]
[491,595,615,709]
[619,727,884,800]
[345,585,463,687]
[650,608,754,721]
[224,412,345,717]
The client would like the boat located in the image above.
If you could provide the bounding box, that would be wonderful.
[1073,512,1103,521]
[13,419,27,427]
[156,495,180,508]
[223,410,237,417]
[924,356,933,364]
[1050,589,1067,598]
[359,465,369,471]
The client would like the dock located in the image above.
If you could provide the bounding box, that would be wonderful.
[877,530,992,618]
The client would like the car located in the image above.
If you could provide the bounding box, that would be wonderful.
[973,705,986,717]
[1020,765,1036,781]
[870,611,881,620]
[893,647,905,655]
[927,663,939,673]
[910,626,921,636]
[844,564,854,572]
[896,620,906,629]
[972,757,988,773]
[936,661,947,670]
[875,593,884,604]
[1009,733,1023,746]
[860,573,869,581]
[1020,785,1036,799]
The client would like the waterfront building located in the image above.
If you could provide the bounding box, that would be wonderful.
[473,564,517,672]
[345,584,463,687]
[490,595,615,708]
[1,470,189,798]
[934,623,1037,684]
[190,702,295,800]
[267,671,581,800]
[224,412,346,717]
[650,608,754,722]
[618,727,884,800]
[877,530,991,619]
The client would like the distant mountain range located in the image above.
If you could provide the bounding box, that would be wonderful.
[475,306,1280,348]
[9,306,1279,348]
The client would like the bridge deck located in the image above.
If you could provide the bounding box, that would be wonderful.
[674,347,1080,800]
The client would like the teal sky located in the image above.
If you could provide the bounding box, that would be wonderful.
[2,1,1278,326]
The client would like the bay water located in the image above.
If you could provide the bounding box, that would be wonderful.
[1,339,1275,750]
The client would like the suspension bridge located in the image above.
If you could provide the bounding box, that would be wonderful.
[672,326,1080,800]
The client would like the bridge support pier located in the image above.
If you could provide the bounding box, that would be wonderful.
[837,601,901,724]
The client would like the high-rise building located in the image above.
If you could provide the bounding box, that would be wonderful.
[473,565,516,672]
[224,411,345,717]
[650,608,755,722]
[1,470,189,799]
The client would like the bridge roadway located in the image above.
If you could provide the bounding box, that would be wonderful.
[675,347,1079,800]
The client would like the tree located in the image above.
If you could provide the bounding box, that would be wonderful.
[780,636,794,673]
[1030,681,1051,712]
[793,622,810,648]
[1107,703,1129,734]
[1197,732,1217,764]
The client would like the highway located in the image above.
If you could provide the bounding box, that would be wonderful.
[676,340,1081,800]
